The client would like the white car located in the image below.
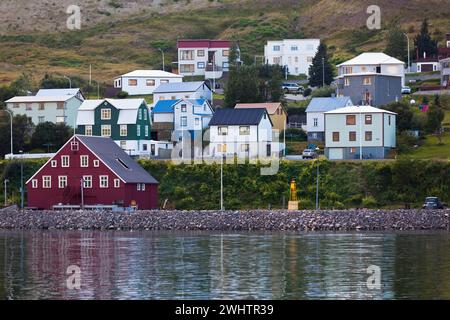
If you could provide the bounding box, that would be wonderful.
[401,86,412,94]
[302,149,317,159]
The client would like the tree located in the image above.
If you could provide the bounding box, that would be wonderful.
[384,23,408,62]
[414,19,438,58]
[308,43,334,87]
[224,65,260,107]
[30,122,72,152]
[9,73,33,96]
[426,95,445,143]
[384,101,414,132]
[12,115,34,153]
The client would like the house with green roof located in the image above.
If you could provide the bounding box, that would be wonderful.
[76,99,152,154]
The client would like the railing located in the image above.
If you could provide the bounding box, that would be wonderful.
[205,64,223,72]
[287,122,306,129]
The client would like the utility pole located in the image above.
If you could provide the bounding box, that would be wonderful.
[315,159,320,210]
[19,150,24,210]
[4,179,9,207]
[220,155,225,211]
[80,178,84,209]
[158,48,165,71]
[359,108,363,160]
[322,57,325,87]
[404,33,410,74]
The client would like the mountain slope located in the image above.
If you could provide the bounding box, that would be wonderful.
[0,0,448,85]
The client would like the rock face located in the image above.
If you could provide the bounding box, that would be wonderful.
[0,208,449,231]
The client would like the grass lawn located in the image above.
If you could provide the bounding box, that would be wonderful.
[404,132,450,160]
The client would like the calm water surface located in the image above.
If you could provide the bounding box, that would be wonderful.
[0,231,449,300]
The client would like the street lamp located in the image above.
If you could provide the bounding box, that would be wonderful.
[404,33,410,74]
[158,48,165,71]
[64,75,72,89]
[4,179,9,207]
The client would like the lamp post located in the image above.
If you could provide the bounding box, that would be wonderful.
[220,154,225,211]
[4,179,9,207]
[403,33,410,73]
[19,150,24,210]
[64,75,72,89]
[158,48,165,71]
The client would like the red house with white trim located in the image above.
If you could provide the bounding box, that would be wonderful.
[26,135,159,210]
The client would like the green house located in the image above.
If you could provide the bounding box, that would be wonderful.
[76,99,152,153]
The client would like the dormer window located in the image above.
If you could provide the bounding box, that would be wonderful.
[71,140,79,151]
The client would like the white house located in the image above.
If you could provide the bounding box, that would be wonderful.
[177,39,231,79]
[264,39,320,76]
[324,105,396,160]
[305,97,354,142]
[208,108,276,159]
[6,95,83,128]
[152,81,212,102]
[336,52,405,85]
[113,70,183,96]
[36,88,85,101]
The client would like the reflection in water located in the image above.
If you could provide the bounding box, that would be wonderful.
[0,231,449,300]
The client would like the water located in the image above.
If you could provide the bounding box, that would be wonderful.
[0,231,449,300]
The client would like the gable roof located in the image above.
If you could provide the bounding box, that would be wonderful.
[337,52,405,67]
[26,135,158,185]
[36,88,83,98]
[152,99,179,113]
[324,105,397,115]
[77,99,147,125]
[78,99,146,111]
[177,39,230,49]
[306,97,353,113]
[153,81,210,94]
[5,95,75,103]
[209,108,271,126]
[235,102,283,115]
[119,70,183,78]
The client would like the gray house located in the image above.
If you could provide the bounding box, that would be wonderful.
[336,74,401,107]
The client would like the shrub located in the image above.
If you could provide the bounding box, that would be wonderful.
[362,196,377,208]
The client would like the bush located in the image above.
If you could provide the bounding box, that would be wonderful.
[311,86,335,98]
[362,196,377,208]
[303,88,312,97]
[116,91,129,99]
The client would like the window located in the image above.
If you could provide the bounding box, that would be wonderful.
[137,183,141,191]
[51,160,57,167]
[138,109,142,120]
[114,179,120,188]
[25,103,32,111]
[61,156,70,167]
[80,155,89,167]
[181,104,187,113]
[32,179,38,188]
[313,118,318,127]
[344,77,350,86]
[363,77,372,85]
[56,116,65,123]
[239,126,250,135]
[306,44,314,51]
[343,66,353,74]
[273,45,281,51]
[144,109,147,120]
[332,132,340,142]
[241,144,249,152]
[160,79,169,84]
[38,116,45,124]
[180,50,194,60]
[93,160,100,167]
[71,140,79,151]
[120,141,126,149]
[222,62,229,69]
[346,115,356,125]
[117,125,126,137]
[83,176,92,188]
[13,103,19,108]
[38,103,45,110]
[291,45,298,51]
[180,116,187,127]
[197,62,205,69]
[349,131,356,141]
[58,176,67,189]
[222,49,229,57]
[128,79,137,86]
[218,126,228,135]
[197,50,205,57]
[350,147,357,154]
[101,125,111,137]
[180,64,195,73]
[295,56,298,63]
[146,79,155,86]
[137,125,141,136]
[99,176,109,188]
[57,102,65,109]
[142,184,145,191]
[365,131,373,141]
[365,115,372,125]
[145,125,149,137]
[195,118,200,126]
[171,96,177,100]
[388,115,391,126]
[307,56,313,63]
[361,66,367,72]
[85,126,93,136]
[101,109,111,120]
[218,144,227,152]
[273,57,281,65]
[42,176,51,188]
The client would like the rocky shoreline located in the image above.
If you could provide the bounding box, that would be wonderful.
[0,208,449,231]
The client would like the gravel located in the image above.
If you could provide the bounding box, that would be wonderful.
[0,208,449,231]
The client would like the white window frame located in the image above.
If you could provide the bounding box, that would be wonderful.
[83,175,92,188]
[137,125,141,137]
[145,125,149,137]
[80,155,89,167]
[101,125,111,137]
[142,183,146,191]
[42,176,51,189]
[51,160,57,168]
[114,179,120,188]
[61,156,70,168]
[101,109,111,120]
[99,175,109,188]
[180,116,187,127]
[137,183,141,191]
[93,160,100,167]
[85,125,93,136]
[58,176,68,189]
[32,179,38,188]
[120,125,128,137]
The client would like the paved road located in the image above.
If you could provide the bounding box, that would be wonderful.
[284,93,308,101]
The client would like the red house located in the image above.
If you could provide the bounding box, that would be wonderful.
[26,135,159,210]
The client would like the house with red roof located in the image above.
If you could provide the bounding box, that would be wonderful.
[26,135,159,210]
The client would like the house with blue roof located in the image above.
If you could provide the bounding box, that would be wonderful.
[151,98,214,143]
[153,81,212,102]
[305,97,353,142]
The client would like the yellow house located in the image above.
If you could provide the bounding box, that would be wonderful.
[234,102,287,132]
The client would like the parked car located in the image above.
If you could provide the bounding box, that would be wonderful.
[302,149,317,159]
[401,86,412,94]
[422,197,446,209]
[282,82,304,94]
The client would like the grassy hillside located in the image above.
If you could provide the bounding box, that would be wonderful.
[0,0,449,86]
